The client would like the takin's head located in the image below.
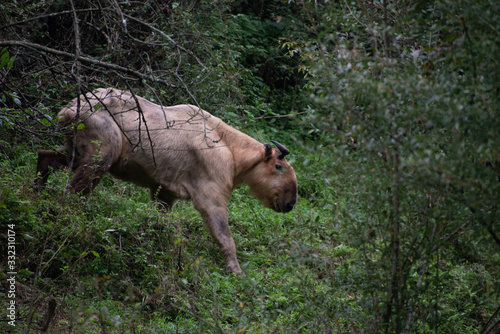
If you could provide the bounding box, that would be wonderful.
[246,141,298,213]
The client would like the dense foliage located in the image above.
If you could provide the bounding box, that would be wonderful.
[0,0,498,333]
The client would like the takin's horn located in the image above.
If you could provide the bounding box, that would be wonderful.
[271,140,290,159]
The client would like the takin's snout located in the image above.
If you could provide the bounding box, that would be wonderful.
[279,200,296,213]
[274,193,297,213]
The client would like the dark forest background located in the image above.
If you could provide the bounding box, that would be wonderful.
[0,0,499,333]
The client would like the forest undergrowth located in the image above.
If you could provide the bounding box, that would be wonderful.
[1,0,499,333]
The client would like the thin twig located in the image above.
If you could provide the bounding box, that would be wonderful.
[126,83,158,167]
[119,294,157,334]
[67,0,82,196]
[0,40,174,84]
[123,13,208,70]
[253,112,307,120]
[0,8,101,30]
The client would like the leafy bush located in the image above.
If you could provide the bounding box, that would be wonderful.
[0,0,498,333]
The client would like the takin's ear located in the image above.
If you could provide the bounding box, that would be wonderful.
[263,143,273,161]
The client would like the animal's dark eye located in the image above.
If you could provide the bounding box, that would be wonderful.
[275,164,282,170]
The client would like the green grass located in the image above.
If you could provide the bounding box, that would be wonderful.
[0,141,497,333]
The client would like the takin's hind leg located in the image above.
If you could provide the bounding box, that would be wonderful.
[34,149,69,190]
[151,186,177,213]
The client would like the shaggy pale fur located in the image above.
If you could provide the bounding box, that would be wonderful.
[36,88,297,274]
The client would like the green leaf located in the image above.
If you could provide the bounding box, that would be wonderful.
[0,51,10,68]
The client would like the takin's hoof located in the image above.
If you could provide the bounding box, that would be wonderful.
[226,264,244,275]
[30,184,43,192]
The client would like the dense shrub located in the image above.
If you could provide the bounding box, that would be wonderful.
[0,0,498,333]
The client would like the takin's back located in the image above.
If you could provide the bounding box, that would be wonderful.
[57,88,254,200]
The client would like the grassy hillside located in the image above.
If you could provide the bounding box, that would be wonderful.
[0,131,497,333]
[1,0,499,332]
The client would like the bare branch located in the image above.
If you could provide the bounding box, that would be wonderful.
[123,13,208,71]
[0,8,101,31]
[126,82,158,167]
[0,40,174,84]
[66,0,83,196]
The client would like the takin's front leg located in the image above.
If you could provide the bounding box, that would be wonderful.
[69,151,115,195]
[193,201,242,274]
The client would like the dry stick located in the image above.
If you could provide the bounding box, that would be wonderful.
[483,305,500,334]
[403,262,428,334]
[126,83,158,167]
[0,8,100,30]
[342,0,380,57]
[299,0,318,36]
[383,138,403,334]
[432,214,440,334]
[2,39,209,155]
[109,0,127,33]
[382,0,390,59]
[460,17,477,105]
[1,59,64,130]
[142,81,171,127]
[174,36,183,73]
[26,233,53,333]
[119,294,157,334]
[1,35,209,147]
[342,0,369,29]
[486,205,500,246]
[171,72,213,145]
[0,40,174,84]
[40,297,57,333]
[122,13,207,70]
[66,0,82,196]
[253,112,307,120]
[24,0,81,318]
[84,84,134,147]
[114,72,175,132]
[25,220,77,332]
